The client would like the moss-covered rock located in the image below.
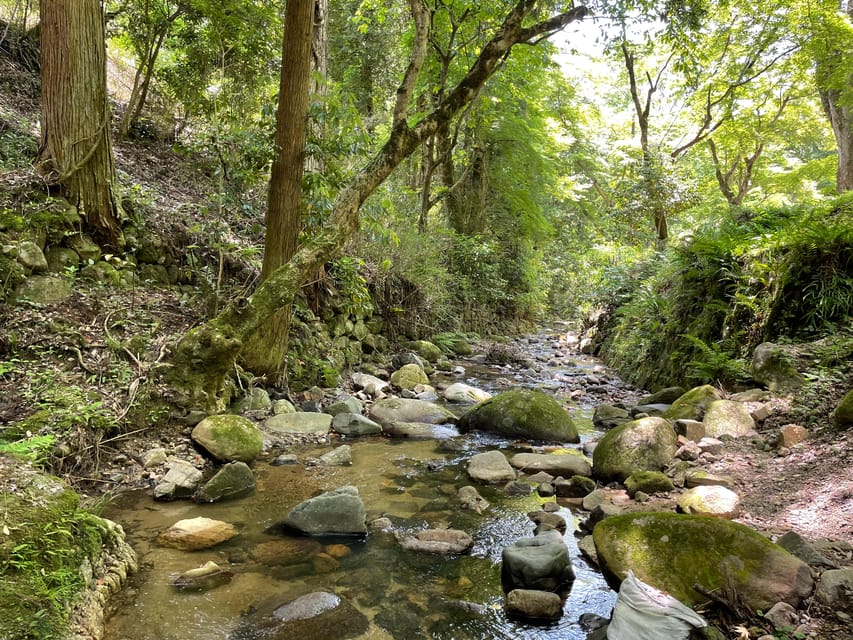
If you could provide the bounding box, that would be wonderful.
[833,389,853,428]
[458,389,579,443]
[592,416,677,482]
[390,363,430,390]
[191,414,264,462]
[13,274,73,304]
[751,342,804,394]
[624,471,674,497]
[663,385,722,421]
[406,339,443,363]
[67,234,101,263]
[593,512,813,611]
[45,246,80,273]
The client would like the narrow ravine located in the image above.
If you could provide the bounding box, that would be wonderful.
[103,325,640,639]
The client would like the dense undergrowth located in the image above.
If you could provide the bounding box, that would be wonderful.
[596,195,853,395]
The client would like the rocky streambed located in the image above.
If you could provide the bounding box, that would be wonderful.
[94,326,852,640]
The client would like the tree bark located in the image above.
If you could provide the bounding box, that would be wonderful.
[816,0,853,192]
[38,0,124,249]
[168,0,589,412]
[239,0,316,379]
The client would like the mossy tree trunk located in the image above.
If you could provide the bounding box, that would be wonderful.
[240,0,316,380]
[38,0,124,250]
[167,0,590,412]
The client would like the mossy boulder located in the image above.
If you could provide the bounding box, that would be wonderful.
[45,246,80,273]
[458,389,579,443]
[191,414,264,463]
[624,471,674,497]
[593,512,813,611]
[833,389,853,428]
[14,274,73,304]
[592,416,677,482]
[406,339,443,363]
[663,385,722,421]
[751,342,804,394]
[390,363,429,390]
[702,400,755,438]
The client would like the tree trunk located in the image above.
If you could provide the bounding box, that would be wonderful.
[38,0,124,249]
[167,1,589,412]
[239,0,315,380]
[820,87,853,192]
[815,0,853,192]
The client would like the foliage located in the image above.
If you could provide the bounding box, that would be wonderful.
[598,196,853,389]
[0,467,106,640]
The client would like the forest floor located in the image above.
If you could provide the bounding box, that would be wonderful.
[1,52,852,639]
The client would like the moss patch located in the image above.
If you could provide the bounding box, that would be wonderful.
[0,455,114,640]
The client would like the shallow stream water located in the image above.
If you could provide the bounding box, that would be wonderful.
[104,328,628,639]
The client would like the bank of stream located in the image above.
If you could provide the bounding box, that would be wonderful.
[103,326,641,639]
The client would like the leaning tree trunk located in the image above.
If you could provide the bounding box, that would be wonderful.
[167,1,589,412]
[239,0,316,380]
[38,0,124,249]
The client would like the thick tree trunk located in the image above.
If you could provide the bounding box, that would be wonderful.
[815,0,853,192]
[821,87,853,192]
[168,1,589,412]
[38,0,124,249]
[240,0,316,379]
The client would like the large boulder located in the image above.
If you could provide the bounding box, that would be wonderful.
[458,389,579,443]
[368,398,455,426]
[834,389,853,428]
[592,416,677,483]
[390,363,429,390]
[663,385,722,421]
[509,452,592,478]
[406,339,443,363]
[467,450,516,484]
[751,342,804,393]
[282,486,367,536]
[592,512,813,611]
[501,529,575,593]
[702,400,755,438]
[192,414,264,463]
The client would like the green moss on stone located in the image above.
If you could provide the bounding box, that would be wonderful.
[458,389,579,443]
[624,471,674,497]
[663,385,722,421]
[191,414,263,462]
[592,417,677,482]
[592,512,812,611]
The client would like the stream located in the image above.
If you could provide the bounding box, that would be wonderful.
[104,325,638,639]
